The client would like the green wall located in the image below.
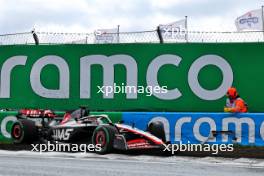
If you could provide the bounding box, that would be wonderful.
[0,43,263,112]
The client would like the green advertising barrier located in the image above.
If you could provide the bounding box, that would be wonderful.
[0,111,17,143]
[0,43,263,112]
[0,111,122,144]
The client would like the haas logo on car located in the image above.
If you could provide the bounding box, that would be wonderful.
[53,129,73,140]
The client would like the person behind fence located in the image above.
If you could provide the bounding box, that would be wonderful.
[224,87,248,113]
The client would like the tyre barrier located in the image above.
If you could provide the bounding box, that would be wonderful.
[1,111,264,146]
[123,112,264,146]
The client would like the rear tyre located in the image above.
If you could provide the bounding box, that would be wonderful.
[92,125,118,154]
[11,119,38,144]
[147,121,166,142]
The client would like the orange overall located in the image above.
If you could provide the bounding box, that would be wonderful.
[224,87,248,113]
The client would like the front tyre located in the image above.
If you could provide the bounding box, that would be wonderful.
[147,121,166,142]
[92,125,118,154]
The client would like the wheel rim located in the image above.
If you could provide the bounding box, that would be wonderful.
[13,125,21,139]
[95,131,106,147]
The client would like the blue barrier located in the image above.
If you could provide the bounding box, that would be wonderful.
[122,112,264,146]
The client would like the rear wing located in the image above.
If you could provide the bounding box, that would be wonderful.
[18,109,56,118]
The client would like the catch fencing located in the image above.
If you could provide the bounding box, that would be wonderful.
[0,29,264,45]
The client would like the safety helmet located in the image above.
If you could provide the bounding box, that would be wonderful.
[227,87,238,99]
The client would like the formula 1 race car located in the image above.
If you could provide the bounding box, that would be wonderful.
[11,108,166,154]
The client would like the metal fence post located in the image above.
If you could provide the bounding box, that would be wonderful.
[32,30,39,45]
[157,26,164,44]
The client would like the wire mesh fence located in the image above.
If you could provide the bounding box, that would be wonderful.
[0,30,264,45]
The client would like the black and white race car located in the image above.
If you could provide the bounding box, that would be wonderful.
[11,108,166,154]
